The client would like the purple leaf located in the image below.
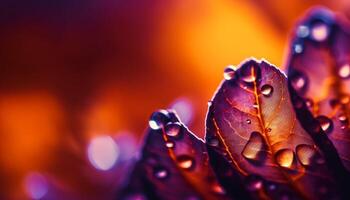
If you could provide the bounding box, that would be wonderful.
[120,110,231,200]
[206,59,344,199]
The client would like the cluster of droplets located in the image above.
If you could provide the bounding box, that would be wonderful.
[241,131,322,169]
[293,17,331,55]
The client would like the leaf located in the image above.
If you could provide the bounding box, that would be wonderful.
[119,110,232,200]
[286,7,350,175]
[206,59,344,199]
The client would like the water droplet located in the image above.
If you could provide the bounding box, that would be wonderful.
[297,25,310,38]
[223,65,236,80]
[208,101,213,106]
[316,116,333,134]
[177,155,195,170]
[266,128,272,132]
[240,61,260,83]
[245,175,263,191]
[253,103,258,109]
[294,43,303,54]
[149,110,170,130]
[275,149,294,168]
[291,72,307,92]
[165,122,181,137]
[261,84,273,97]
[207,137,219,146]
[338,64,350,79]
[311,22,329,42]
[296,144,317,166]
[165,141,175,148]
[242,132,266,164]
[339,114,347,122]
[246,119,251,124]
[212,182,225,195]
[305,98,314,108]
[153,166,169,179]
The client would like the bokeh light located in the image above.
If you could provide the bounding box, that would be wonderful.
[24,172,48,200]
[87,135,119,171]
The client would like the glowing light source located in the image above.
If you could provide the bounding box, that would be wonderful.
[170,97,193,125]
[87,135,119,171]
[24,172,48,200]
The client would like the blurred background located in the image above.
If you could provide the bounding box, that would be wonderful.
[0,0,349,199]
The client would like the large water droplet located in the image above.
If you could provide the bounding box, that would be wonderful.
[149,110,170,130]
[153,166,169,179]
[245,175,263,191]
[261,84,274,97]
[296,144,317,166]
[165,122,182,137]
[311,22,329,42]
[223,65,236,80]
[240,61,260,83]
[339,64,350,79]
[275,149,294,168]
[177,155,195,170]
[242,132,266,164]
[316,115,333,134]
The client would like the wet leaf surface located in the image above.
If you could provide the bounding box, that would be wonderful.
[206,59,344,199]
[286,7,350,173]
[119,110,231,200]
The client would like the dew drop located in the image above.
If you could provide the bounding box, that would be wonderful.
[165,141,175,148]
[207,137,219,146]
[291,72,307,92]
[305,98,314,108]
[338,114,347,122]
[296,144,317,166]
[223,65,236,80]
[240,61,260,83]
[338,64,350,79]
[212,182,226,195]
[245,175,263,191]
[242,132,266,164]
[149,110,170,130]
[275,149,294,168]
[177,155,195,170]
[153,166,169,179]
[297,25,310,38]
[246,119,251,124]
[261,84,274,97]
[165,122,181,137]
[294,43,303,54]
[311,22,329,42]
[316,115,333,134]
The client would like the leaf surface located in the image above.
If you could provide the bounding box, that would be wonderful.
[206,59,342,199]
[120,110,232,200]
[286,8,350,173]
